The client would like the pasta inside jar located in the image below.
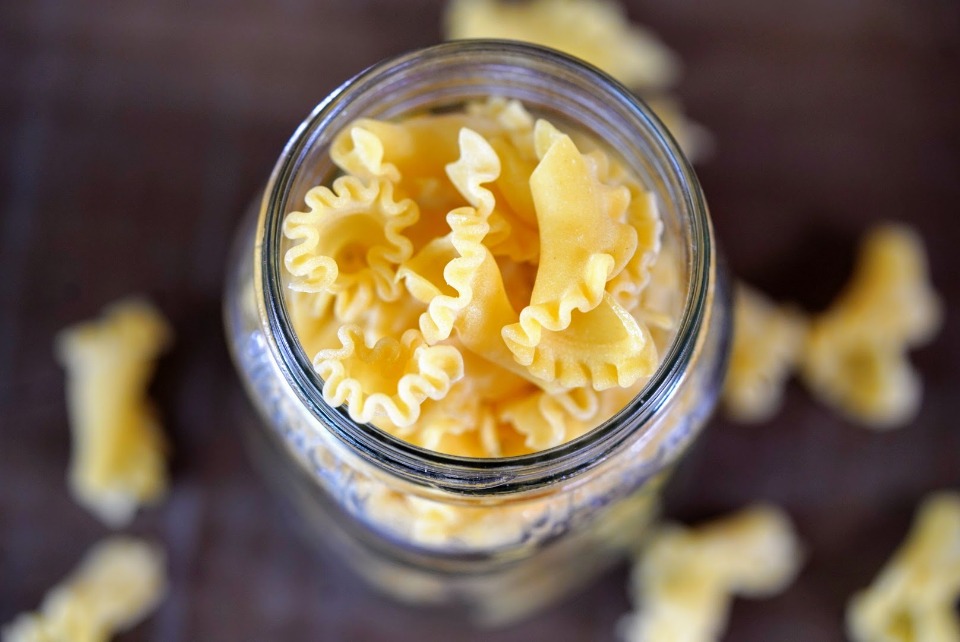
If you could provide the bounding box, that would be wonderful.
[225,41,729,624]
[282,97,682,458]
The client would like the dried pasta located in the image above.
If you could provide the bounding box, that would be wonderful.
[443,0,681,90]
[723,284,807,423]
[55,299,172,527]
[847,492,960,642]
[619,505,803,642]
[501,121,657,390]
[284,98,672,456]
[442,0,713,162]
[313,326,464,429]
[283,176,418,321]
[800,224,942,428]
[2,537,166,642]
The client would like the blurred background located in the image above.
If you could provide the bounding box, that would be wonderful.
[1,0,958,640]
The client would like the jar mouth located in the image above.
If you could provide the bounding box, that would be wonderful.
[257,40,712,494]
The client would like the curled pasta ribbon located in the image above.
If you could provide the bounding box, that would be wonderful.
[608,189,664,312]
[283,176,418,320]
[288,290,426,363]
[443,0,682,90]
[502,121,637,362]
[416,398,501,458]
[723,285,807,423]
[636,239,683,333]
[2,537,166,642]
[800,224,942,428]
[499,387,599,450]
[331,114,502,185]
[482,137,541,263]
[402,237,565,394]
[466,97,537,161]
[847,492,960,642]
[405,128,500,344]
[515,292,658,390]
[620,505,803,642]
[287,290,339,358]
[314,325,464,429]
[54,300,171,528]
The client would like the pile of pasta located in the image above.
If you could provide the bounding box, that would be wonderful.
[283,97,680,457]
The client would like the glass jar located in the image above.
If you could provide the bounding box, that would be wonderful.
[224,41,731,626]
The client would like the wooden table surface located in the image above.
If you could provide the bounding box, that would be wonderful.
[2,1,958,640]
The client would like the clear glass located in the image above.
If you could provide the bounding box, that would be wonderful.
[224,41,731,625]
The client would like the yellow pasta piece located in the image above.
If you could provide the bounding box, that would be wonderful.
[406,128,500,345]
[513,292,658,390]
[314,326,464,428]
[620,505,803,642]
[634,238,683,332]
[283,176,418,321]
[847,492,960,642]
[800,224,942,428]
[465,97,536,151]
[607,184,663,313]
[443,0,681,90]
[287,290,338,358]
[723,284,807,423]
[482,137,541,263]
[464,99,541,262]
[2,537,166,642]
[502,121,655,389]
[371,375,493,454]
[499,387,598,450]
[55,300,171,528]
[331,113,502,185]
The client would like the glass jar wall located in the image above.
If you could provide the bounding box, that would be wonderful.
[224,41,731,625]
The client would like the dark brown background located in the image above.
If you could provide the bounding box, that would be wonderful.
[2,0,958,640]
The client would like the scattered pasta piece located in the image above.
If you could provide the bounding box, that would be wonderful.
[442,0,713,162]
[314,326,464,429]
[619,505,803,642]
[800,224,942,428]
[847,492,960,642]
[55,300,172,528]
[443,0,682,90]
[723,284,807,423]
[2,537,166,642]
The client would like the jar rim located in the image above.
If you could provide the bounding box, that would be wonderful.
[256,40,712,495]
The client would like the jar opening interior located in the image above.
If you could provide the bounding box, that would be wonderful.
[258,41,711,489]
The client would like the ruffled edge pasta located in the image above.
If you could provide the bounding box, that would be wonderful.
[314,326,464,428]
[413,128,501,344]
[499,387,599,450]
[501,121,637,367]
[283,176,418,320]
[509,292,658,390]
